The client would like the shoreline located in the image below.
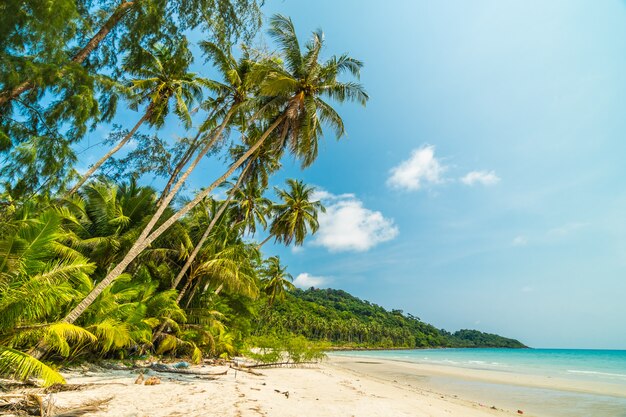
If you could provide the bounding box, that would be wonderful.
[3,360,521,417]
[327,353,626,398]
[328,354,626,417]
[5,354,624,416]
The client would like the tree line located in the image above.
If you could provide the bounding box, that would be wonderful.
[256,288,527,349]
[0,0,368,386]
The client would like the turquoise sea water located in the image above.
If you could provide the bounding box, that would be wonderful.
[331,349,626,417]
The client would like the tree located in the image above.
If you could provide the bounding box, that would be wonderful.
[67,41,204,195]
[261,179,324,248]
[260,256,295,306]
[0,0,262,199]
[60,13,368,326]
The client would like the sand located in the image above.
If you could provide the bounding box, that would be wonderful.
[33,358,534,417]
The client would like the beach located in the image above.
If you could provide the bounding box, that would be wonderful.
[9,352,623,417]
[0,357,544,417]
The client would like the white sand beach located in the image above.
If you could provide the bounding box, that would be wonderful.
[23,357,533,417]
[12,354,624,417]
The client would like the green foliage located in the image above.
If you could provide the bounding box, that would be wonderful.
[256,288,527,349]
[0,346,65,387]
[245,334,328,364]
[0,5,368,386]
[442,329,527,348]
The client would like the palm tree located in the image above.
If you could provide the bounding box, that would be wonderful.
[0,209,96,384]
[67,41,205,195]
[260,256,295,306]
[260,179,324,248]
[61,14,367,326]
[156,42,260,206]
[60,180,157,277]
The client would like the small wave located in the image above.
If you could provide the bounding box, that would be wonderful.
[567,370,626,378]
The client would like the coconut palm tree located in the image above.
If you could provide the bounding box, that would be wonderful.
[67,41,205,196]
[260,256,295,306]
[260,179,324,248]
[156,42,260,206]
[0,209,96,385]
[61,14,367,326]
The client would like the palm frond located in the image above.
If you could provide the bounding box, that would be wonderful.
[0,346,65,387]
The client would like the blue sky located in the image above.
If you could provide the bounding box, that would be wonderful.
[255,0,626,349]
[79,0,626,349]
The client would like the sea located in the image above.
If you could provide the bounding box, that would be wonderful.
[331,348,626,417]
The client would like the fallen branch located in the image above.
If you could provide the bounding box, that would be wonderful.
[147,363,228,377]
[247,361,318,369]
[229,365,263,376]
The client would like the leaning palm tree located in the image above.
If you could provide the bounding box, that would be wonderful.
[260,256,295,306]
[156,42,260,206]
[260,179,324,248]
[61,14,367,326]
[67,41,205,195]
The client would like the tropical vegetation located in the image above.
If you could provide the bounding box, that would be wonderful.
[256,288,527,349]
[0,1,524,389]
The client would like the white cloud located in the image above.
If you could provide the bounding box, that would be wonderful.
[512,235,528,246]
[387,145,445,191]
[313,190,398,252]
[461,170,500,186]
[547,222,587,237]
[521,285,534,293]
[291,245,304,254]
[311,189,355,202]
[293,273,328,289]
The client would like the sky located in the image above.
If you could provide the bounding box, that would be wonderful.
[254,0,626,350]
[80,0,626,349]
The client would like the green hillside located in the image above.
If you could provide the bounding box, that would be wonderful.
[256,288,527,349]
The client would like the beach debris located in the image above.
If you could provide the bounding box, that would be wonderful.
[517,410,524,414]
[0,393,111,416]
[147,363,227,377]
[273,389,289,398]
[134,372,145,385]
[172,361,190,369]
[144,376,161,386]
[230,365,263,376]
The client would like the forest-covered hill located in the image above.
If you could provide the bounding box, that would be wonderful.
[257,288,527,349]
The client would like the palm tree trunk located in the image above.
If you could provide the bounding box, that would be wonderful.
[151,163,250,343]
[184,280,202,308]
[66,108,150,196]
[170,160,251,290]
[257,235,273,249]
[156,141,196,207]
[61,107,245,324]
[0,1,134,107]
[156,107,224,207]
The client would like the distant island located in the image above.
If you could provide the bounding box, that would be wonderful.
[256,288,528,349]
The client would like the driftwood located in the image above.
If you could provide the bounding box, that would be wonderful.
[0,393,111,417]
[147,363,228,377]
[229,365,263,376]
[247,361,318,369]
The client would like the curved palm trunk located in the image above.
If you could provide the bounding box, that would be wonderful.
[156,140,197,207]
[256,235,273,249]
[0,1,135,107]
[61,107,246,324]
[156,108,225,207]
[171,160,251,290]
[66,109,151,196]
[151,165,249,342]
